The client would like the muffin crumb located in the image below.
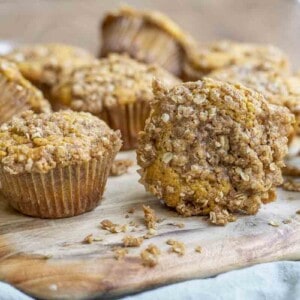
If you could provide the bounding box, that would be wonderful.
[195,246,202,253]
[166,239,185,256]
[100,219,128,233]
[114,247,129,260]
[268,220,280,227]
[110,159,134,176]
[140,244,161,267]
[123,235,144,247]
[143,205,157,229]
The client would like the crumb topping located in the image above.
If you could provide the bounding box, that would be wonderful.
[52,54,180,114]
[4,43,95,87]
[143,205,157,229]
[0,110,121,174]
[123,235,144,247]
[137,78,294,224]
[110,159,134,176]
[140,244,161,267]
[0,59,51,114]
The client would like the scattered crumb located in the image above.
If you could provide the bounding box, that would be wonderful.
[167,222,185,228]
[268,220,280,227]
[281,179,300,192]
[282,165,300,176]
[114,247,129,260]
[127,208,136,214]
[282,219,292,224]
[166,239,185,256]
[100,219,128,233]
[110,159,133,176]
[143,228,157,239]
[143,205,157,229]
[195,246,202,253]
[140,244,161,267]
[83,234,103,244]
[123,235,144,247]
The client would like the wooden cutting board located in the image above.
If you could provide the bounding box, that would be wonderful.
[0,151,299,300]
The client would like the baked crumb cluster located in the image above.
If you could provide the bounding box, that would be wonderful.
[137,78,294,225]
[210,65,300,134]
[0,59,51,114]
[184,40,290,80]
[4,43,95,88]
[0,110,121,175]
[52,54,179,113]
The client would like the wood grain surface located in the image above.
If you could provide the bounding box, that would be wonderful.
[0,151,300,300]
[0,0,299,68]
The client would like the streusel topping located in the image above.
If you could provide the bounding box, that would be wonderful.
[4,43,95,87]
[184,40,290,80]
[52,54,180,114]
[0,110,121,174]
[0,59,51,115]
[137,78,294,225]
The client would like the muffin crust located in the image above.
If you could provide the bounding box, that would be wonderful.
[137,79,294,225]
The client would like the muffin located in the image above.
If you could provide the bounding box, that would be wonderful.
[183,40,290,81]
[100,6,196,78]
[0,59,51,124]
[210,64,300,137]
[3,43,95,99]
[0,110,121,218]
[51,54,180,150]
[137,79,294,225]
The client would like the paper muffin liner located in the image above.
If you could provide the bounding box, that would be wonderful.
[98,100,150,150]
[101,15,184,77]
[0,76,32,124]
[0,153,115,218]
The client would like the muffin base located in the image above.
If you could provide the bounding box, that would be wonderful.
[0,154,114,218]
[99,100,150,150]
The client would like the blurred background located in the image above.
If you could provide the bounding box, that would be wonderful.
[0,0,300,68]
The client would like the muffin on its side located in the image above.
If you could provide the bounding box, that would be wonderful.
[51,54,180,150]
[137,79,294,225]
[3,43,95,99]
[0,59,51,124]
[210,64,300,138]
[183,40,290,81]
[0,110,121,218]
[100,6,197,78]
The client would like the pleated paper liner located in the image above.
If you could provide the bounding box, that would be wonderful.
[0,76,32,124]
[101,15,185,77]
[0,153,115,218]
[98,100,150,151]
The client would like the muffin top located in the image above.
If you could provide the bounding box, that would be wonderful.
[102,6,196,51]
[3,43,95,87]
[184,40,290,79]
[52,54,180,114]
[0,110,122,175]
[137,79,294,224]
[0,59,51,114]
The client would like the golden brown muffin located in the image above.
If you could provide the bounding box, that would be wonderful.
[3,43,95,99]
[0,110,121,218]
[137,79,294,225]
[100,6,197,78]
[0,59,51,124]
[210,65,300,137]
[52,54,180,150]
[183,40,290,81]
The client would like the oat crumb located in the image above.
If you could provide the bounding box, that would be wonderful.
[166,239,185,256]
[140,244,161,267]
[83,234,103,244]
[110,159,134,176]
[268,220,280,227]
[114,247,129,260]
[123,235,144,247]
[143,205,157,229]
[195,246,202,253]
[100,219,128,233]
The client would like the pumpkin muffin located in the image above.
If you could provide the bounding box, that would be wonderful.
[100,6,196,78]
[183,40,290,81]
[210,64,300,138]
[137,79,294,225]
[0,59,51,124]
[51,54,180,150]
[0,110,121,218]
[3,43,95,99]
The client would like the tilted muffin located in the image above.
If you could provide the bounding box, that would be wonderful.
[0,110,121,218]
[0,59,51,124]
[137,79,294,225]
[100,6,196,78]
[210,64,300,137]
[183,40,290,81]
[51,54,180,150]
[3,43,95,99]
